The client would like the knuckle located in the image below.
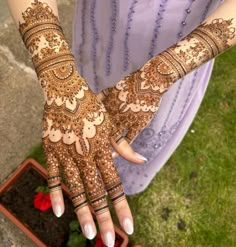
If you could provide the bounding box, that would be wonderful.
[97,213,112,225]
[50,189,63,201]
[76,206,93,221]
[114,199,129,212]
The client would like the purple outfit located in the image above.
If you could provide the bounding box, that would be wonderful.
[72,0,223,195]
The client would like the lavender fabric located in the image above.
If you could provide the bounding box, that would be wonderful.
[72,0,223,195]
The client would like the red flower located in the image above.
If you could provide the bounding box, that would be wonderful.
[114,241,121,247]
[94,237,103,247]
[34,192,52,211]
[94,233,121,247]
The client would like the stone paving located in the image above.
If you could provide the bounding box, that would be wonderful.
[0,1,75,246]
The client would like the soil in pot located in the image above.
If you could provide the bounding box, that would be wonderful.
[0,168,75,247]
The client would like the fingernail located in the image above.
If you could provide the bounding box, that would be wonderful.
[104,231,114,247]
[84,223,96,240]
[112,152,118,159]
[123,218,134,235]
[134,152,147,162]
[54,204,63,218]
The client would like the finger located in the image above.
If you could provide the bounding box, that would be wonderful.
[113,199,134,235]
[61,155,97,240]
[95,147,134,235]
[75,205,97,240]
[95,144,126,204]
[45,151,65,218]
[96,90,107,102]
[111,137,147,164]
[110,122,147,164]
[96,210,116,247]
[78,157,115,247]
[111,151,119,159]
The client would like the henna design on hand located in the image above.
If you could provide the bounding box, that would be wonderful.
[102,18,235,143]
[19,0,125,214]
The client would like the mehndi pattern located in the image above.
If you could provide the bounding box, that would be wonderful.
[19,0,125,215]
[102,18,235,143]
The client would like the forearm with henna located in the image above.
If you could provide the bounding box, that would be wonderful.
[17,0,125,214]
[102,1,236,144]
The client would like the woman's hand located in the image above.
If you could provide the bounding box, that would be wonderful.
[99,11,236,149]
[41,62,146,245]
[12,1,147,245]
[41,59,136,245]
[98,55,178,146]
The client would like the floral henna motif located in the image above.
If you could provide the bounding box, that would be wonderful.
[103,18,235,143]
[19,0,125,215]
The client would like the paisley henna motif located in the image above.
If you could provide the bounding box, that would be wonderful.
[103,18,235,143]
[19,0,125,215]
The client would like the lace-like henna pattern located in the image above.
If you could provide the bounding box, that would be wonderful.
[103,18,235,143]
[19,0,125,215]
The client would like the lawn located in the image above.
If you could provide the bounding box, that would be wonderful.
[28,47,236,247]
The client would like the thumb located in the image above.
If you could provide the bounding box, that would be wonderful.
[111,137,147,164]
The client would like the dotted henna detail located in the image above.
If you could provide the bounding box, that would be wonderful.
[19,0,126,214]
[103,18,235,144]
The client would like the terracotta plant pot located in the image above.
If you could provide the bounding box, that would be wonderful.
[0,158,129,247]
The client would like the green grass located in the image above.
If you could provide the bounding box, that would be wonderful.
[28,47,236,247]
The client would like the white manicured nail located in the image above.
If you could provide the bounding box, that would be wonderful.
[84,223,96,240]
[104,231,114,247]
[123,218,134,235]
[54,204,63,218]
[112,152,118,159]
[135,152,148,162]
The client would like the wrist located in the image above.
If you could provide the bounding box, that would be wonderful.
[18,2,72,76]
[18,1,89,106]
[159,18,235,79]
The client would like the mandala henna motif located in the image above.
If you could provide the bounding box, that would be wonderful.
[103,18,235,143]
[19,0,125,215]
